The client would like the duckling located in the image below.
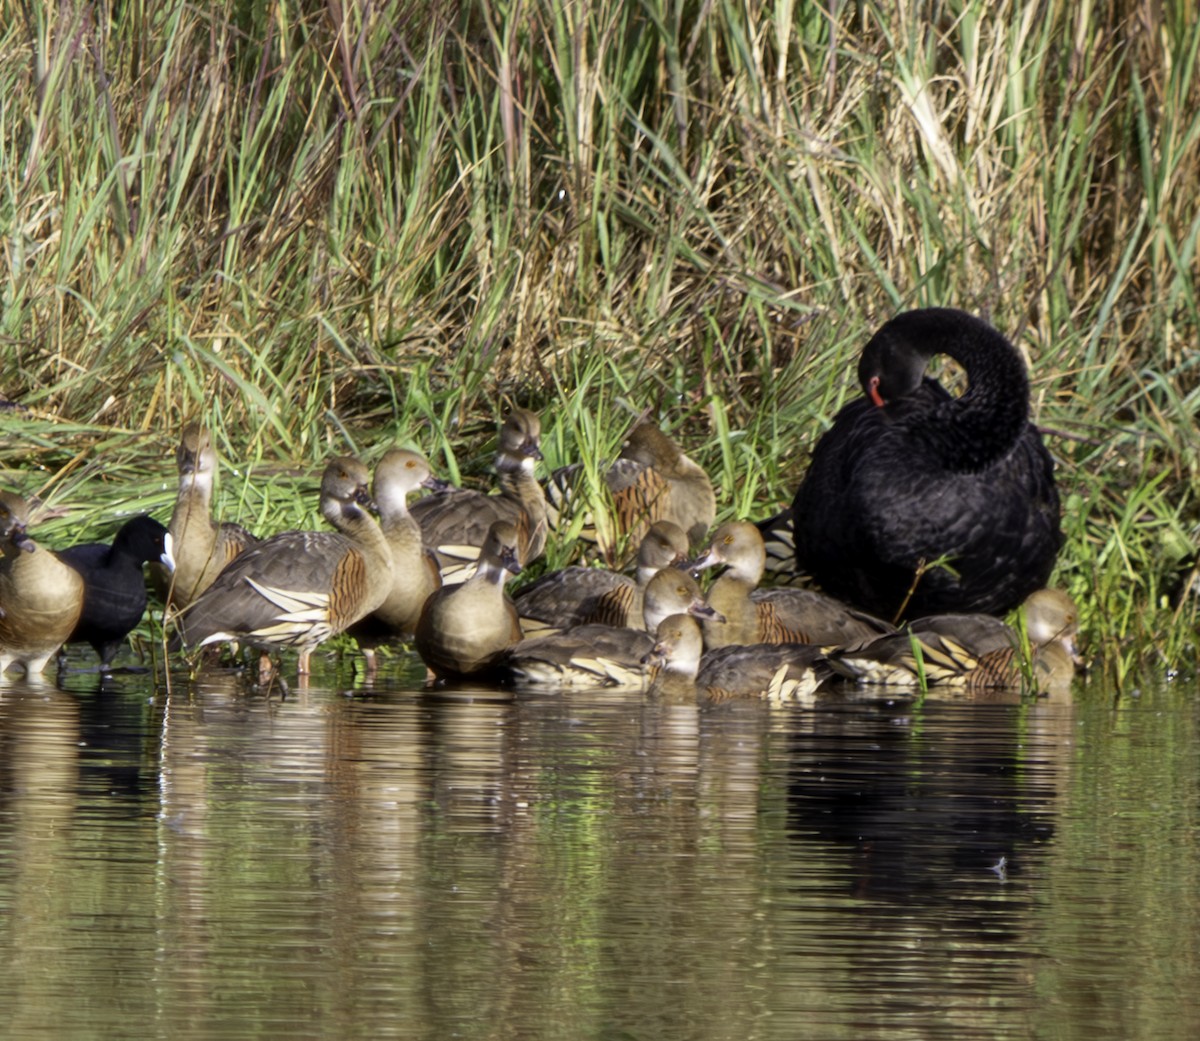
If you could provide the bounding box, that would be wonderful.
[643,614,836,704]
[0,491,85,676]
[414,520,524,681]
[172,456,392,677]
[166,424,257,609]
[411,409,548,583]
[58,515,176,671]
[345,449,445,674]
[514,520,689,636]
[830,589,1081,697]
[488,562,723,690]
[689,520,894,650]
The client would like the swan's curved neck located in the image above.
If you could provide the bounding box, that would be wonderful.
[864,309,1032,471]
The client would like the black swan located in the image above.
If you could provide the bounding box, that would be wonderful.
[791,308,1062,619]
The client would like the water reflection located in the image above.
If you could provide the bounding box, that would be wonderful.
[780,696,1074,1040]
[0,685,81,1041]
[0,662,1198,1040]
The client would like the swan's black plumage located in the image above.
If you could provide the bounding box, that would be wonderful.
[791,308,1062,619]
[58,515,172,669]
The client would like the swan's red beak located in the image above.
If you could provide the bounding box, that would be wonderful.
[867,375,886,408]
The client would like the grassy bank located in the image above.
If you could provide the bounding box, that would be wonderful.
[1,0,1198,684]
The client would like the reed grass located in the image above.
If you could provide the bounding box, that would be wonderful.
[2,0,1198,685]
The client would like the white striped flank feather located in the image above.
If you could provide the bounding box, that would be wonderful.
[764,661,821,704]
[431,543,481,585]
[506,654,648,691]
[194,578,335,650]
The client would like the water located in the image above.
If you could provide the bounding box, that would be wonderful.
[1,654,1198,1040]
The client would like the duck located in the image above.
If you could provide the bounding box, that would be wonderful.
[688,520,894,650]
[0,491,85,676]
[606,421,716,548]
[345,448,445,673]
[414,520,524,681]
[643,614,837,704]
[410,409,548,583]
[165,424,258,609]
[791,308,1063,620]
[514,520,689,636]
[546,420,716,566]
[489,625,655,691]
[172,456,393,677]
[57,515,176,671]
[488,563,724,690]
[829,588,1081,697]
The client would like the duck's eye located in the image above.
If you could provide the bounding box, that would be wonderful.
[723,535,734,545]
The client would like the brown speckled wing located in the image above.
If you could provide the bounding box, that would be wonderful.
[753,601,808,645]
[965,647,1020,691]
[220,521,258,565]
[514,567,636,631]
[178,531,349,646]
[589,583,637,628]
[514,509,546,567]
[607,461,669,546]
[751,588,893,648]
[328,547,369,633]
[505,601,524,645]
